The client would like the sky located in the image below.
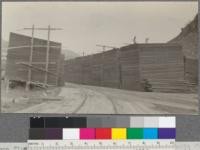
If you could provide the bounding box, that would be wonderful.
[2,1,198,55]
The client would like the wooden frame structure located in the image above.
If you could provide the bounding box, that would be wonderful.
[5,32,64,89]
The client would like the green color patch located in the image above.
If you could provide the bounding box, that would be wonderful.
[127,128,143,139]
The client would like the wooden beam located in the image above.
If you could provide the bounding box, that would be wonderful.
[44,25,51,85]
[19,62,57,76]
[7,45,61,50]
[16,62,56,65]
[26,24,34,91]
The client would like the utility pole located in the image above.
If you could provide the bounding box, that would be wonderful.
[22,25,62,89]
[44,25,51,86]
[96,44,117,86]
[25,24,34,91]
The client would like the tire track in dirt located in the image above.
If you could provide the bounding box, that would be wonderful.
[82,86,119,114]
[72,88,88,114]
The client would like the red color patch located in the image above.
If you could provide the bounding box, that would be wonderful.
[95,128,111,139]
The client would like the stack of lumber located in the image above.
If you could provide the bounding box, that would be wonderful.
[82,55,92,85]
[139,44,184,81]
[90,53,102,86]
[64,43,191,93]
[184,58,198,84]
[102,49,120,88]
[6,32,63,86]
[120,45,142,90]
[64,59,76,83]
[148,79,196,93]
[57,54,65,86]
[139,44,187,93]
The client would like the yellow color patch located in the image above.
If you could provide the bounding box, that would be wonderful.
[112,128,127,139]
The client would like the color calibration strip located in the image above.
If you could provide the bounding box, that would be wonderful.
[29,116,176,140]
[29,128,175,140]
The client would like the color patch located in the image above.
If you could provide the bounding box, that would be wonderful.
[96,128,111,139]
[130,117,144,128]
[127,128,143,139]
[144,117,159,128]
[30,117,44,128]
[63,128,80,140]
[143,128,158,139]
[112,128,126,139]
[87,117,102,128]
[29,128,45,139]
[115,117,130,128]
[101,117,116,128]
[80,128,95,139]
[159,117,176,128]
[158,128,176,139]
[45,128,62,139]
[45,117,87,128]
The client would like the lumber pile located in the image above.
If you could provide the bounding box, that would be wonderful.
[102,49,120,88]
[90,53,103,86]
[64,43,188,93]
[82,55,92,85]
[6,32,63,87]
[184,58,198,84]
[119,45,142,90]
[139,44,184,80]
[147,79,192,93]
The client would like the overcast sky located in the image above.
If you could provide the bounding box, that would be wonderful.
[2,2,198,55]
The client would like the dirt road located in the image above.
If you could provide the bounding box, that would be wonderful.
[16,83,198,114]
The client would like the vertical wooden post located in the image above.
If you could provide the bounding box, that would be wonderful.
[44,25,51,86]
[26,24,34,91]
[4,79,10,109]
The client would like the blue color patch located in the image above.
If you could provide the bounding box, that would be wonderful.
[143,128,158,139]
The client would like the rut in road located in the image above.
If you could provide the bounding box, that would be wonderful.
[71,88,88,113]
[69,85,118,114]
[82,86,119,114]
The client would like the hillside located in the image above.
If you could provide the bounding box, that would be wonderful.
[169,15,198,59]
[62,49,79,60]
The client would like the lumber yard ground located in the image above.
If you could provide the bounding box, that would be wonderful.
[1,82,198,114]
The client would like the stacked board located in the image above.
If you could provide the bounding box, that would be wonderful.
[120,45,141,90]
[57,54,65,86]
[64,43,186,92]
[139,44,187,93]
[90,53,103,86]
[184,58,198,84]
[102,49,120,88]
[139,44,184,80]
[6,32,63,86]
